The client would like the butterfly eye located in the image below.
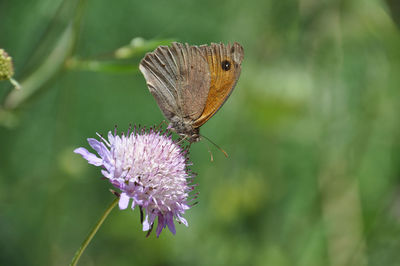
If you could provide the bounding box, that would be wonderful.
[221,60,231,71]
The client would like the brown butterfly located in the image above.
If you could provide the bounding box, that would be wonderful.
[139,42,244,143]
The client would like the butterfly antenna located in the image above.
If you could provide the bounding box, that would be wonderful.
[205,141,214,162]
[200,134,228,158]
[155,120,169,131]
[177,135,188,145]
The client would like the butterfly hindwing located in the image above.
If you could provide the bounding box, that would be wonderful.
[193,42,244,127]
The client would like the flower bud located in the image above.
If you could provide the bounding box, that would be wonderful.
[0,49,14,81]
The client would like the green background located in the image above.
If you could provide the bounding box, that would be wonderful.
[1,0,400,265]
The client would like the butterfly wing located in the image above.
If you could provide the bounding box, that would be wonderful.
[193,42,244,128]
[139,42,211,122]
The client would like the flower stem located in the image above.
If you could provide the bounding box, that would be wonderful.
[70,197,119,266]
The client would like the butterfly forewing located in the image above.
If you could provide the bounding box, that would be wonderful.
[139,43,210,122]
[178,44,211,120]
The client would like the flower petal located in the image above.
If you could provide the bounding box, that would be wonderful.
[101,169,112,179]
[87,138,111,162]
[74,147,102,166]
[177,214,188,227]
[107,131,115,145]
[142,215,150,231]
[119,193,130,210]
[166,212,176,235]
[156,215,165,237]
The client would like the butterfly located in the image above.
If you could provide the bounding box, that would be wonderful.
[139,42,244,143]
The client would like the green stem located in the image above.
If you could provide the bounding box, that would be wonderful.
[70,197,119,266]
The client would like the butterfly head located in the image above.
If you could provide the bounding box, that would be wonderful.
[169,116,201,143]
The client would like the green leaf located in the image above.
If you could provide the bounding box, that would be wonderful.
[114,37,176,59]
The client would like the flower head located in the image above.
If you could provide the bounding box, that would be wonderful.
[0,49,14,81]
[74,126,195,237]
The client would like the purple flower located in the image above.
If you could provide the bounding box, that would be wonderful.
[74,127,195,237]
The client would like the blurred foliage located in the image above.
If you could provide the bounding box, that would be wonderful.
[1,0,400,265]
